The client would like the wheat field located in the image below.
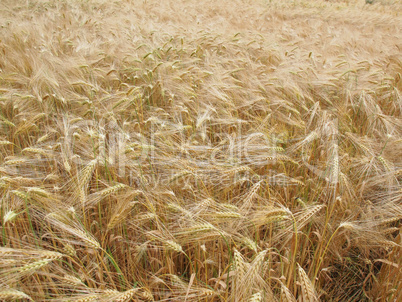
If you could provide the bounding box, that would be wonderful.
[0,0,401,301]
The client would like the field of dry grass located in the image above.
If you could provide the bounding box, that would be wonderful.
[0,0,401,301]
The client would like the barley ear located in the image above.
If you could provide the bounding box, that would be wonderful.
[0,289,33,300]
[249,291,263,302]
[280,281,296,302]
[297,263,318,302]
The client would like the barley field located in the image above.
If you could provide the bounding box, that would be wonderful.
[0,0,401,301]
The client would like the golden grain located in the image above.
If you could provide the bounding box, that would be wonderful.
[0,0,400,300]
